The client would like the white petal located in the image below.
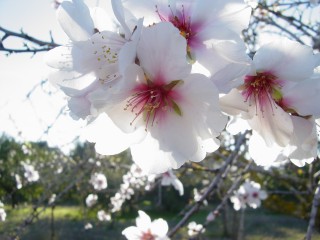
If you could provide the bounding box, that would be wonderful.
[253,38,318,82]
[248,102,293,147]
[90,7,114,32]
[82,113,146,155]
[219,88,249,115]
[226,116,251,135]
[259,190,268,200]
[68,96,91,120]
[48,71,97,96]
[57,0,94,42]
[248,133,286,166]
[136,211,151,232]
[122,226,142,240]
[172,178,184,196]
[283,75,320,118]
[150,219,169,237]
[286,116,317,163]
[137,22,191,81]
[111,0,132,39]
[192,0,251,37]
[201,39,251,93]
[130,133,181,174]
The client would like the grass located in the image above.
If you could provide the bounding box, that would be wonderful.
[0,205,319,240]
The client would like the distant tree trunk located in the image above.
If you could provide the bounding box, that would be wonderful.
[223,202,231,237]
[237,208,245,240]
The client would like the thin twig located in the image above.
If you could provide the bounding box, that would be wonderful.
[305,180,320,240]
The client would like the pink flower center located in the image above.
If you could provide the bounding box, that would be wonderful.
[156,5,199,60]
[252,192,259,198]
[141,230,155,240]
[242,72,283,114]
[125,79,182,130]
[156,5,193,42]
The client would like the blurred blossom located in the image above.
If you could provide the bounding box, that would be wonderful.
[84,222,93,230]
[15,174,22,189]
[86,194,98,208]
[49,194,56,205]
[23,164,39,183]
[187,221,205,237]
[89,173,107,191]
[110,164,156,213]
[122,210,169,240]
[0,208,6,222]
[97,210,111,222]
[193,188,208,206]
[0,203,6,222]
[206,211,219,222]
[230,180,268,211]
[21,145,31,155]
[161,170,184,196]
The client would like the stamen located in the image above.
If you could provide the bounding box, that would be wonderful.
[242,72,283,116]
[125,80,183,130]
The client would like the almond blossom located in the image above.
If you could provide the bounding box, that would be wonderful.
[88,22,227,174]
[230,180,267,210]
[86,193,98,208]
[89,173,108,191]
[122,210,169,240]
[220,38,320,166]
[46,0,142,119]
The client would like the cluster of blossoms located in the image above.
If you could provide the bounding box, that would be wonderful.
[110,164,184,212]
[47,0,320,172]
[230,180,267,211]
[22,163,40,183]
[110,164,155,212]
[187,221,205,237]
[46,0,253,174]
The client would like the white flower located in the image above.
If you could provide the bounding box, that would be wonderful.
[84,222,93,230]
[46,0,142,120]
[89,173,107,191]
[88,22,227,174]
[0,208,6,222]
[230,180,268,211]
[187,221,205,237]
[220,38,320,166]
[97,210,111,222]
[122,210,169,240]
[85,194,98,207]
[23,164,39,183]
[161,170,184,196]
